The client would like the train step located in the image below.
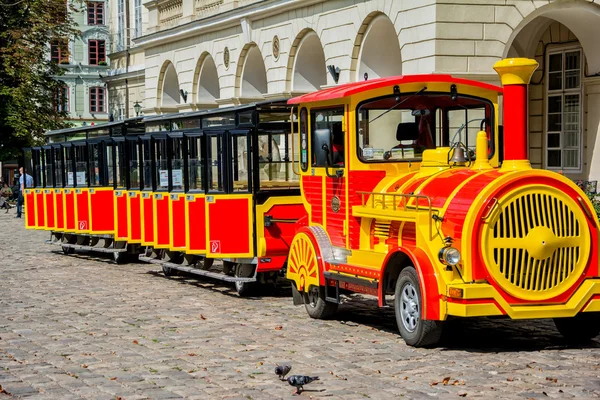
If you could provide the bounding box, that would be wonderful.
[323,271,379,289]
[58,243,128,253]
[138,256,257,283]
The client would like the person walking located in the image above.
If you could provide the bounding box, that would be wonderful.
[16,167,33,219]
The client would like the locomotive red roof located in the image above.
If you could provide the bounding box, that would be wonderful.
[287,74,503,105]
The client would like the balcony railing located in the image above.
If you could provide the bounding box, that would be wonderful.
[159,0,183,28]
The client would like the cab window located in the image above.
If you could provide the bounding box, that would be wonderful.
[311,107,344,168]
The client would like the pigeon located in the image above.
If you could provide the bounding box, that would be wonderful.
[287,375,319,394]
[275,364,292,380]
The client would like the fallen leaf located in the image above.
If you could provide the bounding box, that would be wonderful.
[452,380,460,386]
[188,353,196,357]
[507,377,514,382]
[200,314,207,320]
[442,376,451,385]
[329,371,334,375]
[545,377,557,383]
[376,370,381,374]
[403,376,408,380]
[0,385,12,395]
[81,364,88,368]
[274,326,283,330]
[458,393,467,397]
[110,377,117,380]
[132,340,139,345]
[430,381,439,386]
[256,361,263,366]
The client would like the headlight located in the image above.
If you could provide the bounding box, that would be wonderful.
[439,247,461,266]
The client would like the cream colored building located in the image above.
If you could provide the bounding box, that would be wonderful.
[119,0,600,186]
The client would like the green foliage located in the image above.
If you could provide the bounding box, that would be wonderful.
[0,0,81,161]
[587,192,600,222]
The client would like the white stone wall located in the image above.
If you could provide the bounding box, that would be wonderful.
[135,0,600,182]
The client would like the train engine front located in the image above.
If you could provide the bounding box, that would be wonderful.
[286,58,600,347]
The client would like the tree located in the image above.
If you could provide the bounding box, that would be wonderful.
[0,0,81,161]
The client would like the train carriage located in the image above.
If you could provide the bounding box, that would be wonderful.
[30,58,600,347]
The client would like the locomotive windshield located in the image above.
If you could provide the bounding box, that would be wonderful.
[357,92,494,162]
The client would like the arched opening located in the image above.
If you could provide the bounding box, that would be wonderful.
[505,2,600,180]
[193,53,220,107]
[237,44,267,100]
[289,30,326,93]
[159,61,180,109]
[355,14,402,81]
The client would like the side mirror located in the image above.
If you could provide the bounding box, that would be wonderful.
[313,129,331,166]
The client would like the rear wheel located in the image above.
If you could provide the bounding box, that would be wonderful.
[304,285,338,319]
[394,267,443,347]
[234,263,257,297]
[554,313,600,343]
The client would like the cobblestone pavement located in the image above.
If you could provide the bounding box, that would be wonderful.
[0,213,599,400]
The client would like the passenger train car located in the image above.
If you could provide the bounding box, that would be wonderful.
[25,59,600,347]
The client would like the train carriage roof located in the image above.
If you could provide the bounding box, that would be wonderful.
[287,75,503,105]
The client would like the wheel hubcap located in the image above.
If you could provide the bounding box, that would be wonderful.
[400,282,420,333]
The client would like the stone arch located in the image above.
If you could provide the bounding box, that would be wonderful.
[192,52,220,108]
[351,13,402,82]
[286,29,327,93]
[504,1,600,74]
[235,43,267,100]
[157,61,180,110]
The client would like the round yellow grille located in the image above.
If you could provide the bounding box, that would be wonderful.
[481,185,590,301]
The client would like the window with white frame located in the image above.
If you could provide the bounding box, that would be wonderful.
[134,0,142,38]
[546,48,582,170]
[116,0,125,51]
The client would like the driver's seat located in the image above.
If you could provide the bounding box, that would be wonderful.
[394,122,419,148]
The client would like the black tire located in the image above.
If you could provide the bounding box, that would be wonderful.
[304,285,338,319]
[162,263,175,277]
[394,267,443,347]
[62,245,74,255]
[554,313,600,343]
[234,263,258,297]
[113,250,129,264]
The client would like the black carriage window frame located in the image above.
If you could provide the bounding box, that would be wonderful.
[300,108,308,172]
[87,138,106,187]
[62,143,76,188]
[73,141,89,188]
[168,132,186,192]
[205,130,227,194]
[125,136,142,190]
[42,146,54,188]
[355,91,496,164]
[184,131,205,194]
[51,144,65,188]
[112,137,127,189]
[152,133,169,192]
[140,135,154,191]
[31,147,43,188]
[22,148,33,188]
[230,129,252,194]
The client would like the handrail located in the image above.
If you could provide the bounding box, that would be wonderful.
[290,106,300,176]
[356,191,435,241]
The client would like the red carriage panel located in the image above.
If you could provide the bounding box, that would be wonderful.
[89,188,114,233]
[44,189,55,230]
[75,188,90,233]
[24,190,36,229]
[127,192,142,243]
[55,190,64,231]
[114,190,128,240]
[169,193,186,250]
[206,195,253,257]
[63,189,76,232]
[35,189,45,229]
[153,193,170,248]
[141,193,155,245]
[185,194,206,254]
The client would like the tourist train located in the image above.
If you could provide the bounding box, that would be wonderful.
[23,58,600,346]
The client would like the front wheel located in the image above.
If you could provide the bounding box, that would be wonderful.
[304,285,338,319]
[394,267,443,347]
[554,313,600,343]
[234,263,258,297]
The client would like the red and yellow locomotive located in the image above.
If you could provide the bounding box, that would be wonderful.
[24,58,600,347]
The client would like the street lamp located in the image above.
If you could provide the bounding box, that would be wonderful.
[133,101,141,117]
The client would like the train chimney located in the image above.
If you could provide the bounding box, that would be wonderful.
[493,58,539,170]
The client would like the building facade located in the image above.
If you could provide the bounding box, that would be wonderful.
[118,0,600,184]
[52,0,111,127]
